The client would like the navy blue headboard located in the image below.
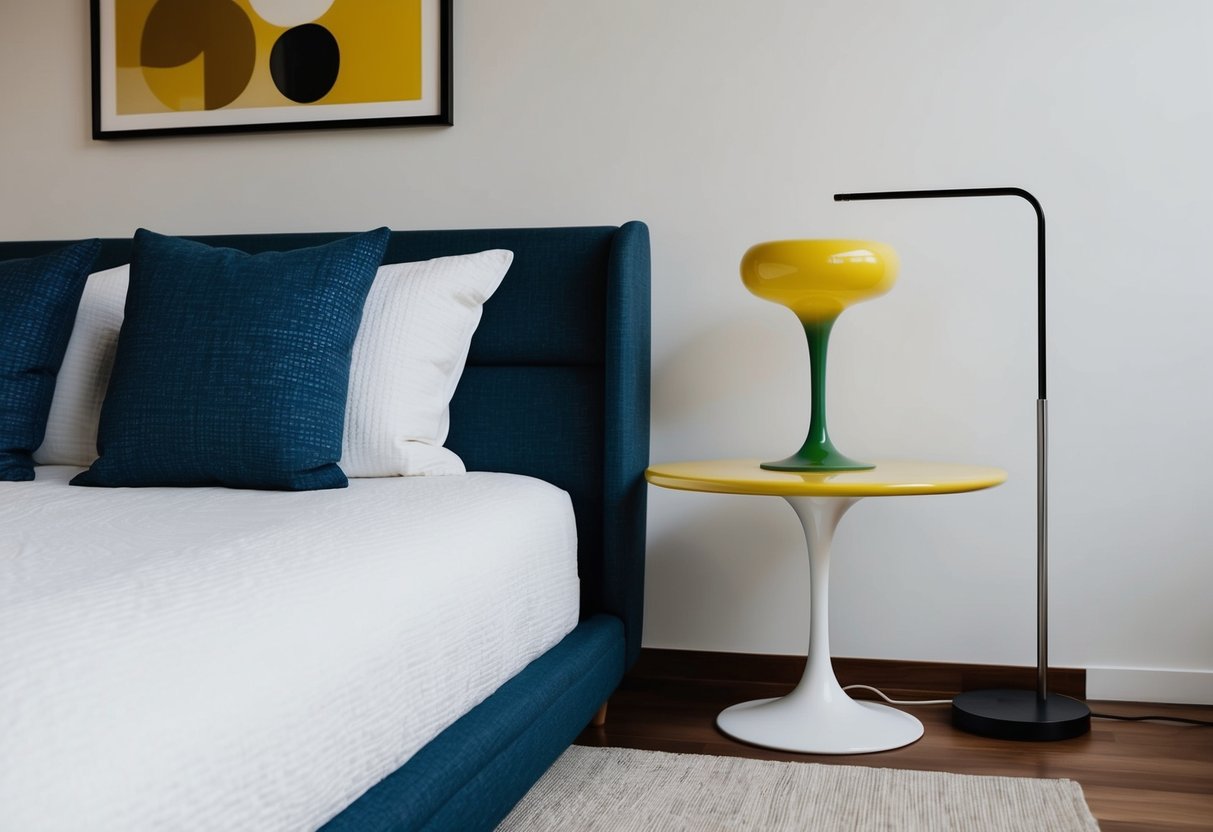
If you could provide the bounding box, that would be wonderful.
[0,224,651,666]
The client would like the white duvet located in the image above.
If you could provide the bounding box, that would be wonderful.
[0,467,580,832]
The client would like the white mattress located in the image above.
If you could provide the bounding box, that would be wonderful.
[0,467,580,832]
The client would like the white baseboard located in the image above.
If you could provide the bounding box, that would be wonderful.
[1086,666,1213,705]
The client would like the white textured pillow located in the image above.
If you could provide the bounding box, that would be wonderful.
[34,265,128,467]
[340,249,513,476]
[35,251,513,476]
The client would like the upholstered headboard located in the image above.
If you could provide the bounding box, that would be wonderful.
[0,223,652,666]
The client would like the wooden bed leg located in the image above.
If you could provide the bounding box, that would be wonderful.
[591,702,609,728]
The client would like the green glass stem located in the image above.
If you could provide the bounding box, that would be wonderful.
[761,316,874,472]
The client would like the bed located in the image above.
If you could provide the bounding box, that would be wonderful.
[0,223,651,831]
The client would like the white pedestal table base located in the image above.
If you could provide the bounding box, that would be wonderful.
[715,495,923,755]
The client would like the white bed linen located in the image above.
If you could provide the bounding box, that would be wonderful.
[0,468,580,832]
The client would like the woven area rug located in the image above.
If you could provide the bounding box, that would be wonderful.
[496,746,1100,831]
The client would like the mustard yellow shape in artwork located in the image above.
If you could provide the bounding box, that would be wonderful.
[318,0,423,105]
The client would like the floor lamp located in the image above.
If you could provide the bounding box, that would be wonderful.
[833,187,1091,741]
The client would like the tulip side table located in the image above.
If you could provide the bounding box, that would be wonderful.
[645,458,1006,754]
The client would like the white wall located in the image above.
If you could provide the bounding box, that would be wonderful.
[3,1,1211,702]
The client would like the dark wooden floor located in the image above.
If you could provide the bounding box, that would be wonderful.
[576,676,1213,831]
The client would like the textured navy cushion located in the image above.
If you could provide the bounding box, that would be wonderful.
[0,239,100,481]
[71,228,389,491]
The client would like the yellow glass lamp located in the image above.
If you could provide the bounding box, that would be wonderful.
[741,239,898,471]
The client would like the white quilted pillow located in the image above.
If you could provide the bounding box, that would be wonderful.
[341,249,513,476]
[34,250,513,477]
[34,265,128,467]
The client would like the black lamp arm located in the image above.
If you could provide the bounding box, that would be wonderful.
[833,186,1068,715]
[833,188,1046,400]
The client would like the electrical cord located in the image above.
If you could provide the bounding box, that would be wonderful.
[842,685,951,706]
[1089,712,1213,726]
[842,685,1213,725]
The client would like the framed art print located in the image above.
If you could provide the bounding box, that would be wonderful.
[91,0,452,139]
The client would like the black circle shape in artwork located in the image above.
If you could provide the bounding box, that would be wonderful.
[269,24,340,104]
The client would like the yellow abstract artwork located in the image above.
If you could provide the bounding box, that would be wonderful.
[93,0,447,136]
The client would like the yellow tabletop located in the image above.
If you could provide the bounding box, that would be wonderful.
[645,459,1006,498]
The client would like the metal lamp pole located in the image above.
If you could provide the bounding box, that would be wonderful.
[834,187,1089,741]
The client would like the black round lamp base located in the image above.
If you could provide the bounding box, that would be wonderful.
[952,689,1090,741]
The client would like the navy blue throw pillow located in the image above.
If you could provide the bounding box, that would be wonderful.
[0,239,101,481]
[71,228,390,491]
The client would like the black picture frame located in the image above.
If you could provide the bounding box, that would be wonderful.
[91,0,452,139]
